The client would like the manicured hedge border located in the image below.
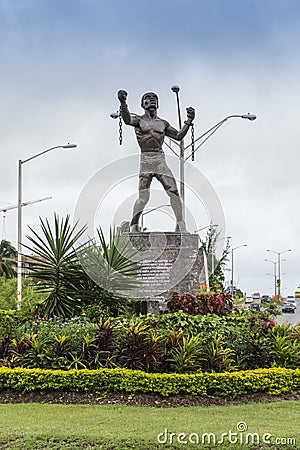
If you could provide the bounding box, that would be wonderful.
[0,367,300,398]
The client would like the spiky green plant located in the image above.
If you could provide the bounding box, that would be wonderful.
[167,335,203,373]
[25,214,86,318]
[200,335,237,372]
[78,226,140,295]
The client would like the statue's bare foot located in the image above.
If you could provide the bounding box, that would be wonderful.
[175,220,187,233]
[130,224,141,233]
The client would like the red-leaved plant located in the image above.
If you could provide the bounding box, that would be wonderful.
[166,291,236,316]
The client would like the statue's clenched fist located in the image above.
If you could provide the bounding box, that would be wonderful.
[186,107,195,122]
[118,90,128,103]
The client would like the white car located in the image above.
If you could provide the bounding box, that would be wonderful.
[286,296,297,308]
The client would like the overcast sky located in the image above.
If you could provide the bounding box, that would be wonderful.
[0,0,299,297]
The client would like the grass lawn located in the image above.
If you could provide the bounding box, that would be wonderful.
[0,400,299,449]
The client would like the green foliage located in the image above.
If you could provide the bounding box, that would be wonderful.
[0,240,17,278]
[267,325,300,368]
[200,335,237,372]
[0,366,299,398]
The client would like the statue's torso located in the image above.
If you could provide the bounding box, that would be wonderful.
[135,116,167,152]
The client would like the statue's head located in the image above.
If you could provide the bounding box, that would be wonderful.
[141,92,159,110]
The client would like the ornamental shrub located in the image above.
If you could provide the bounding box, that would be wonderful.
[0,367,299,398]
[166,291,236,316]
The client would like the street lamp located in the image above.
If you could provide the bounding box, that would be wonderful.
[264,259,277,297]
[194,223,218,234]
[267,271,285,294]
[231,244,247,300]
[17,143,77,307]
[266,249,291,297]
[169,85,257,213]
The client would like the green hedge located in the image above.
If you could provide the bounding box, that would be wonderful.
[0,367,300,397]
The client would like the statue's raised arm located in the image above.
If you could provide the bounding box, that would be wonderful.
[165,107,195,141]
[117,90,140,127]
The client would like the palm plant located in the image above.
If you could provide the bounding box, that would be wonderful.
[25,215,141,318]
[25,214,86,318]
[78,226,140,295]
[0,240,17,278]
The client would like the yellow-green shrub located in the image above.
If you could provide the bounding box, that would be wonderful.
[0,367,299,397]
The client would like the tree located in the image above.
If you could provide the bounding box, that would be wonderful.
[0,240,17,278]
[201,225,230,291]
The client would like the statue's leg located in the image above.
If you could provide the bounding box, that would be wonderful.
[156,173,187,232]
[130,174,152,232]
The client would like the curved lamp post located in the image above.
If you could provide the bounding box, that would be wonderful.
[194,223,218,234]
[266,249,291,296]
[140,204,171,231]
[17,143,77,308]
[264,259,278,297]
[169,85,257,214]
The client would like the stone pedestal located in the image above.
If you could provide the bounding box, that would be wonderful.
[123,232,208,302]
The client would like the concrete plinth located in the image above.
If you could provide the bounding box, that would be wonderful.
[122,232,208,302]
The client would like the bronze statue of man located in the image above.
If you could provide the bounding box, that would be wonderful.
[118,90,195,233]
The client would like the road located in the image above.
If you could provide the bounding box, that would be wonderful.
[276,300,300,327]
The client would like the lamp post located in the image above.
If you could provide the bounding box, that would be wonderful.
[170,85,185,206]
[264,259,277,297]
[170,85,257,213]
[194,223,218,234]
[231,244,247,300]
[17,143,77,307]
[266,249,291,297]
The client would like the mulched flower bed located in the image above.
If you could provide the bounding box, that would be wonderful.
[0,389,299,407]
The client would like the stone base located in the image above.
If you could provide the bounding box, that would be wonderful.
[122,232,208,302]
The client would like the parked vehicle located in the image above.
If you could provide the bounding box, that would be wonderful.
[286,297,297,308]
[245,296,253,304]
[282,302,296,313]
[294,289,300,299]
[261,295,269,303]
